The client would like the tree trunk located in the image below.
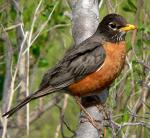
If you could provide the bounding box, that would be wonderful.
[70,0,109,137]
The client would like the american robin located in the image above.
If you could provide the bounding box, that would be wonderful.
[3,13,136,117]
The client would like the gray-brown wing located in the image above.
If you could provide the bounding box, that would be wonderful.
[40,42,106,90]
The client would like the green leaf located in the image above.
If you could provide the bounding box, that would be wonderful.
[10,6,17,20]
[38,58,49,67]
[128,0,137,11]
[132,59,137,65]
[136,39,142,47]
[32,45,40,57]
[144,24,150,34]
[122,6,136,13]
[143,39,150,45]
[122,0,137,13]
[138,26,145,32]
[123,112,129,122]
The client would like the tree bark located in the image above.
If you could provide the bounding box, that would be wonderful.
[70,0,109,137]
[2,31,13,113]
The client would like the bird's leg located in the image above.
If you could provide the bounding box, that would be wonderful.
[75,96,101,130]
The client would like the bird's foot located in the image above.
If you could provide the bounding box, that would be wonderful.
[96,104,110,121]
[75,97,102,130]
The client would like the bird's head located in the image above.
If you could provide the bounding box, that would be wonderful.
[96,14,137,42]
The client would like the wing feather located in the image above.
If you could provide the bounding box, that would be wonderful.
[40,42,106,89]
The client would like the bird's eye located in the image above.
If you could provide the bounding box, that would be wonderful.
[108,22,117,30]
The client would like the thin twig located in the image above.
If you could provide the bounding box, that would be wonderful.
[55,94,69,138]
[29,94,62,124]
[4,23,22,31]
[23,1,58,55]
[2,32,28,138]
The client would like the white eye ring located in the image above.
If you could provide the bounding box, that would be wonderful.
[108,22,117,30]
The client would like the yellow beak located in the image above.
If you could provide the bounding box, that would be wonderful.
[119,24,137,32]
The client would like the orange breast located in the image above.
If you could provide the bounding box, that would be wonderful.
[68,41,126,96]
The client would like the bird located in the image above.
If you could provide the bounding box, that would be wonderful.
[2,13,137,118]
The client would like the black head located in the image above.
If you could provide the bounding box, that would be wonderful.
[96,14,136,43]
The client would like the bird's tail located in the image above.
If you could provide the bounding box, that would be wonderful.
[2,86,57,118]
